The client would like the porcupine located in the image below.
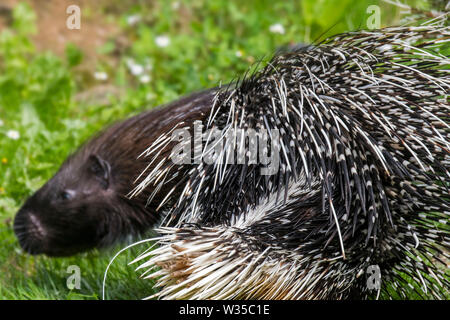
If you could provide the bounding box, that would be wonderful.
[130,17,450,299]
[13,88,216,256]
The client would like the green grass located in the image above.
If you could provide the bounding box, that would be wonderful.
[0,0,437,300]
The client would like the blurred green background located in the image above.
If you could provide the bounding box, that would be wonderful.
[0,0,441,300]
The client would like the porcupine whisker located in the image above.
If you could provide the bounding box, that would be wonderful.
[102,238,155,300]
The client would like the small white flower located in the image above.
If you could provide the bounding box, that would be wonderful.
[6,130,20,140]
[171,1,180,10]
[127,14,141,26]
[155,35,170,48]
[235,50,243,58]
[130,64,144,76]
[94,72,108,81]
[139,74,151,84]
[126,59,144,76]
[269,23,285,35]
[0,119,4,127]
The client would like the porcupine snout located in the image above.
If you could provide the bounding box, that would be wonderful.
[14,203,48,255]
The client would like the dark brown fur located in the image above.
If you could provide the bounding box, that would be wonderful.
[14,89,216,256]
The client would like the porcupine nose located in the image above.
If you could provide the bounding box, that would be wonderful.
[14,208,47,255]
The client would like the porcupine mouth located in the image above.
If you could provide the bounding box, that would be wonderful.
[13,210,51,255]
[14,207,106,257]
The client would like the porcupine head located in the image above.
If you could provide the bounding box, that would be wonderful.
[14,148,126,256]
[13,88,217,257]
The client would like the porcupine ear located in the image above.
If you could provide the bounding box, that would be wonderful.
[88,154,111,189]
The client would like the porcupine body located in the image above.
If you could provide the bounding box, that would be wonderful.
[132,17,450,299]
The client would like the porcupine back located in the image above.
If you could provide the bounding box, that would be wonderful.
[132,18,450,299]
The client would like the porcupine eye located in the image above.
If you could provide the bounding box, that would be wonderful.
[60,190,75,201]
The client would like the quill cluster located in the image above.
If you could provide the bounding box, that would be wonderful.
[132,17,449,299]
